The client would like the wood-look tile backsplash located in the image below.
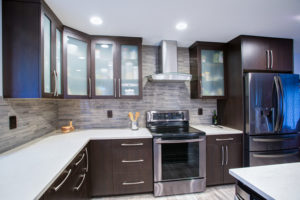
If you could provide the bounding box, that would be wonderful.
[0,46,216,153]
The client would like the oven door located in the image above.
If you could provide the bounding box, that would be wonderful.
[153,136,206,182]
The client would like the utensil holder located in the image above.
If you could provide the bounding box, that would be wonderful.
[130,120,139,130]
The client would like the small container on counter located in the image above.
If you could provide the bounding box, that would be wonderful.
[128,112,140,131]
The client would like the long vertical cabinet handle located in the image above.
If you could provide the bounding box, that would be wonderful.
[221,146,224,166]
[225,145,229,165]
[270,50,273,69]
[88,78,92,98]
[114,78,117,98]
[53,70,57,96]
[118,78,121,97]
[266,50,270,69]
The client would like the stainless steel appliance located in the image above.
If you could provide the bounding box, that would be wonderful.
[244,73,300,166]
[146,110,206,197]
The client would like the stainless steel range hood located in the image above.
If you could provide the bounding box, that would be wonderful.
[147,40,192,82]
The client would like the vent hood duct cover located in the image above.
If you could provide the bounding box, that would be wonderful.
[147,40,192,82]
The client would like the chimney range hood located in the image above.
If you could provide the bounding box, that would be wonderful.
[147,40,192,82]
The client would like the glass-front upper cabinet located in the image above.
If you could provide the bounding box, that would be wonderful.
[189,42,226,99]
[42,14,52,95]
[120,44,140,97]
[55,29,62,96]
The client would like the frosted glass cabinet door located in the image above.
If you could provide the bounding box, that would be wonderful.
[201,50,225,96]
[56,29,62,95]
[95,43,114,96]
[67,37,88,96]
[43,15,51,94]
[120,45,139,96]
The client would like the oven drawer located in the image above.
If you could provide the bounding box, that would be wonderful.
[249,149,300,166]
[249,134,300,151]
[207,134,242,144]
[113,172,153,195]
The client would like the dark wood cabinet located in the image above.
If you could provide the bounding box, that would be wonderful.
[3,0,63,98]
[40,145,89,200]
[189,42,227,99]
[89,139,153,197]
[241,35,293,72]
[206,134,242,186]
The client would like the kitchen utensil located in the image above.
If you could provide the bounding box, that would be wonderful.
[61,120,75,133]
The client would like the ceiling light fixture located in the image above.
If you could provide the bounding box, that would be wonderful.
[101,44,109,48]
[176,22,188,30]
[90,16,103,25]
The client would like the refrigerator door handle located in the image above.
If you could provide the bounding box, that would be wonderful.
[274,76,282,132]
[277,76,284,131]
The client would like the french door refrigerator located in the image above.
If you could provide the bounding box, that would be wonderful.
[244,73,300,166]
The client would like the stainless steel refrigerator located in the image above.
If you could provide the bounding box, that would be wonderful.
[244,73,300,166]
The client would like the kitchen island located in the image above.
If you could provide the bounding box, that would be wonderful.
[230,162,300,200]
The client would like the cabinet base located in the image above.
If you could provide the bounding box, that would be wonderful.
[154,178,206,197]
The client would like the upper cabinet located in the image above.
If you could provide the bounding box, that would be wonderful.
[90,37,142,99]
[3,0,63,98]
[189,42,226,99]
[241,36,293,72]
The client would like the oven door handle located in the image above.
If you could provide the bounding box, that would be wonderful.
[155,138,204,144]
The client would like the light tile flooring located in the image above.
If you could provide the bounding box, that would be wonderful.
[93,184,235,200]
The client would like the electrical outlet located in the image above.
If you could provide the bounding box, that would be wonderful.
[9,116,17,129]
[107,110,113,118]
[198,108,203,115]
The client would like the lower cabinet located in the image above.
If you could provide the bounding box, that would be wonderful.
[206,134,242,186]
[40,145,89,200]
[89,139,153,197]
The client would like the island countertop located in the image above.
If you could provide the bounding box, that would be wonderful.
[230,162,300,200]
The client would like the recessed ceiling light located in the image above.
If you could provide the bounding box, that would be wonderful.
[90,16,103,25]
[176,22,187,30]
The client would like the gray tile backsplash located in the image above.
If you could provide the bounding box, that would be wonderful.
[57,46,217,129]
[0,45,217,153]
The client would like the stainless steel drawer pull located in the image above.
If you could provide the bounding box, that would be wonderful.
[122,159,144,163]
[122,181,144,185]
[216,138,234,141]
[84,148,89,172]
[53,169,72,192]
[121,143,144,146]
[253,151,299,158]
[74,153,85,166]
[73,174,86,191]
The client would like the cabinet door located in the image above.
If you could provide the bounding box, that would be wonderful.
[89,140,114,196]
[206,137,224,186]
[242,37,269,71]
[119,43,142,99]
[64,30,91,99]
[269,39,293,72]
[223,137,243,184]
[55,28,63,97]
[42,14,53,97]
[92,40,116,98]
[200,49,225,98]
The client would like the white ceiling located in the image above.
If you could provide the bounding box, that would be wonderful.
[45,0,300,52]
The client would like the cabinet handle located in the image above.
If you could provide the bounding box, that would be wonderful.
[225,145,228,165]
[266,50,270,69]
[270,50,273,69]
[216,138,234,141]
[88,78,92,98]
[114,78,117,98]
[118,78,121,97]
[52,169,72,192]
[74,153,85,166]
[122,159,144,163]
[221,146,224,166]
[73,174,86,191]
[121,143,143,146]
[122,181,144,185]
[83,148,89,173]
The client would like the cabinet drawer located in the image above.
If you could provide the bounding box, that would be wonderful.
[113,172,153,195]
[207,134,242,144]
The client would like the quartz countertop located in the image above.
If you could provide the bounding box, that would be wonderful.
[0,128,152,200]
[191,124,243,135]
[230,162,300,200]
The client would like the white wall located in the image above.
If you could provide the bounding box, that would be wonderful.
[294,53,300,74]
[0,0,2,96]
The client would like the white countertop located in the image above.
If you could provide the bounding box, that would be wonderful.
[0,128,152,200]
[230,162,300,200]
[191,124,243,135]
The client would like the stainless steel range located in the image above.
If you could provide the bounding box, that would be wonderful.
[146,110,206,197]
